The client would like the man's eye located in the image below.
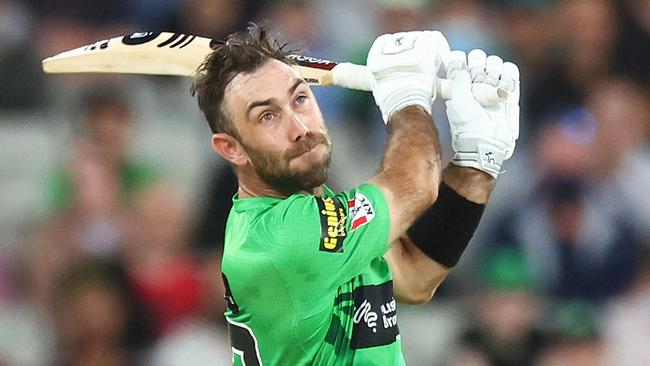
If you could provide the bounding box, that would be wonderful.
[296,95,308,104]
[261,112,274,122]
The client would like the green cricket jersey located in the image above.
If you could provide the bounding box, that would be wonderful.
[222,183,405,365]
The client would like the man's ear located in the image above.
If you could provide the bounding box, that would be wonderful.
[212,133,248,166]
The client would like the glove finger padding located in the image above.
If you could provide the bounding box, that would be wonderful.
[498,62,519,94]
[445,50,521,178]
[468,49,487,83]
[502,62,520,159]
[484,55,503,87]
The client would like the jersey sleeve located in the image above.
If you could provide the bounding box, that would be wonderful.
[255,183,391,291]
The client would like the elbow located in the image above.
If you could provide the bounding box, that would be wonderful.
[401,286,438,305]
[394,265,449,305]
[411,290,436,305]
[398,278,442,304]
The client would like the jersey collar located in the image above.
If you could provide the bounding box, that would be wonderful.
[232,185,335,213]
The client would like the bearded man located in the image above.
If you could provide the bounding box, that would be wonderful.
[191,24,520,365]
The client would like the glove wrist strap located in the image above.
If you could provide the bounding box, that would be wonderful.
[452,143,506,178]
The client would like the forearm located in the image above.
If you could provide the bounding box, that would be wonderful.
[442,164,496,204]
[406,163,494,268]
[385,236,449,304]
[387,164,496,303]
[371,106,443,242]
[388,48,520,304]
[381,106,442,198]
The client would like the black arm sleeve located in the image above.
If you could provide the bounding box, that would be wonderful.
[406,181,485,268]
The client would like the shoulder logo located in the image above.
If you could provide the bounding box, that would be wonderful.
[316,197,347,253]
[348,192,375,231]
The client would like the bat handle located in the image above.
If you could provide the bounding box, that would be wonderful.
[438,79,508,106]
[331,63,507,107]
[331,62,373,91]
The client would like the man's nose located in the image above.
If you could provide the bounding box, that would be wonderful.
[288,112,309,142]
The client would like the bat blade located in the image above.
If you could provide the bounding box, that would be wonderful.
[41,32,355,87]
[42,32,507,105]
[42,32,211,76]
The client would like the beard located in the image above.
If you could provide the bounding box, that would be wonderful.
[242,132,332,197]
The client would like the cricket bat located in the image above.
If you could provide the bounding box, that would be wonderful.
[42,32,507,106]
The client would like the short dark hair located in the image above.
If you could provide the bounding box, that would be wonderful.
[191,23,296,136]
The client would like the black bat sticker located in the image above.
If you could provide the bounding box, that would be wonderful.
[122,32,162,46]
[84,39,109,51]
[287,54,338,70]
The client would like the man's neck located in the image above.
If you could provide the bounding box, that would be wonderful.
[238,180,324,199]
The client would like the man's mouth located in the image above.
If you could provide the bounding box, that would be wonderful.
[290,144,317,160]
[286,135,329,160]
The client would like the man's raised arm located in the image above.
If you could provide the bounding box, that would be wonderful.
[386,49,521,303]
[366,31,451,243]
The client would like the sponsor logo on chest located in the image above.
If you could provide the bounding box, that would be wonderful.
[317,196,347,253]
[350,281,399,349]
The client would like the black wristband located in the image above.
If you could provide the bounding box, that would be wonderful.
[406,181,485,268]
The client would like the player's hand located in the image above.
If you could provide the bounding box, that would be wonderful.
[445,49,520,178]
[367,31,450,123]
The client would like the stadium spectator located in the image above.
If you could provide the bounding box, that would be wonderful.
[484,107,641,302]
[534,301,603,366]
[600,247,650,366]
[451,247,549,366]
[120,183,206,336]
[526,0,620,132]
[49,259,154,366]
[0,0,44,110]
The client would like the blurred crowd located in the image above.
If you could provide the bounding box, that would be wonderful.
[0,0,648,365]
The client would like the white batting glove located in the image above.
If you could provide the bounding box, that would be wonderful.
[445,49,520,178]
[367,31,450,123]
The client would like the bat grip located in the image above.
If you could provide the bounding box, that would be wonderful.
[331,63,507,107]
[331,63,373,91]
[438,79,508,106]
